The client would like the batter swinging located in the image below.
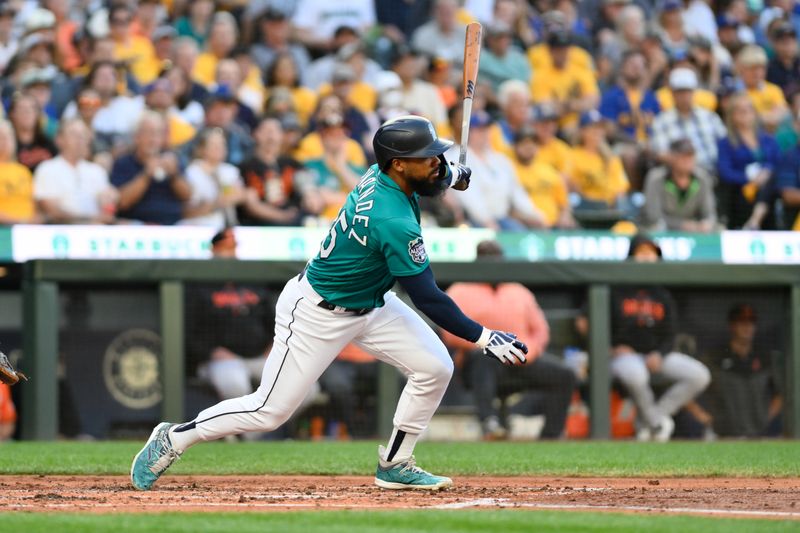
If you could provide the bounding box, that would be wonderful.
[131,116,529,491]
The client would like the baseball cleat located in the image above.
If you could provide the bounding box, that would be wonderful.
[131,422,181,490]
[374,448,452,490]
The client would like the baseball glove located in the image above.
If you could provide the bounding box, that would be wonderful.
[0,350,27,386]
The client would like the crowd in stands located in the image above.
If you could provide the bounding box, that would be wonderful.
[0,0,799,232]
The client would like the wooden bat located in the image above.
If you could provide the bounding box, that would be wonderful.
[459,22,483,166]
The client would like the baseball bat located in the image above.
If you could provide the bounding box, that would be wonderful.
[459,22,483,166]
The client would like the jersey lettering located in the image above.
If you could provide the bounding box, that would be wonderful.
[348,228,367,246]
[319,210,348,259]
[356,200,374,213]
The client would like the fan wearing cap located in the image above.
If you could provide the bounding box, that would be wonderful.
[264,52,318,128]
[446,110,545,230]
[317,58,378,120]
[655,0,689,57]
[610,233,711,441]
[108,4,160,85]
[529,103,574,181]
[655,58,719,113]
[651,67,727,174]
[706,303,783,437]
[736,44,790,131]
[510,125,576,228]
[480,20,531,92]
[569,110,630,208]
[641,138,718,232]
[143,77,197,148]
[214,56,262,123]
[294,94,368,168]
[767,22,800,99]
[530,31,600,131]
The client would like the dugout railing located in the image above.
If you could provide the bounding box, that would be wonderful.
[19,259,800,440]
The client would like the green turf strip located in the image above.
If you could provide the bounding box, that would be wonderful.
[1,440,798,477]
[1,510,798,533]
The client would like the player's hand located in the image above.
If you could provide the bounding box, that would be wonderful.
[483,330,528,366]
[449,162,471,191]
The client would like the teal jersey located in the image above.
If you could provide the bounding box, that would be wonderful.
[305,164,430,309]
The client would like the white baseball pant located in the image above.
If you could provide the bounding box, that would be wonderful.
[191,274,454,441]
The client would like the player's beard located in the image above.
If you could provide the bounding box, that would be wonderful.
[408,169,449,197]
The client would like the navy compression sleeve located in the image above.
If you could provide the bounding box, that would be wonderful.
[396,266,483,343]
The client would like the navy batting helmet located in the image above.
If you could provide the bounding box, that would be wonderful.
[373,115,453,170]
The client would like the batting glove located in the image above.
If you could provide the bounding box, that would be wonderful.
[449,162,472,191]
[476,328,528,365]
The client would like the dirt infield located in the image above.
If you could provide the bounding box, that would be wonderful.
[1,475,798,519]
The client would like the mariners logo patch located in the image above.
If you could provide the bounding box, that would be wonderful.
[408,237,428,264]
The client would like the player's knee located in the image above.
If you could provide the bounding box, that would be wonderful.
[688,363,711,393]
[617,367,649,389]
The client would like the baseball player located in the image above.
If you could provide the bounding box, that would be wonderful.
[131,116,528,491]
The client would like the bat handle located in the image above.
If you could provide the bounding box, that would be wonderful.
[458,97,473,166]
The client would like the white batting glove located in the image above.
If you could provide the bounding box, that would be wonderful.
[476,328,528,365]
[449,162,471,191]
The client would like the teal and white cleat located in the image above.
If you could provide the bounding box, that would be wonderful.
[130,422,181,491]
[374,447,452,490]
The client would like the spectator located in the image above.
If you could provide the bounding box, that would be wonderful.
[239,116,320,226]
[597,4,647,83]
[569,110,630,212]
[655,0,689,57]
[775,110,800,230]
[411,0,467,63]
[181,127,247,228]
[489,79,533,160]
[317,63,375,151]
[8,92,56,172]
[441,240,577,440]
[655,59,719,113]
[198,86,254,166]
[651,68,727,175]
[192,12,239,88]
[479,21,531,92]
[611,234,711,442]
[184,228,274,405]
[706,304,783,437]
[687,36,728,93]
[174,0,214,46]
[716,13,746,58]
[717,92,781,229]
[151,25,178,68]
[683,0,718,45]
[375,0,432,41]
[47,0,78,72]
[73,88,113,171]
[766,22,800,100]
[19,66,59,138]
[294,94,368,167]
[108,4,160,85]
[0,383,15,441]
[332,41,385,112]
[736,44,789,132]
[304,113,365,223]
[600,49,660,190]
[0,3,18,76]
[448,110,544,230]
[171,37,209,105]
[291,0,376,53]
[250,8,310,74]
[143,77,197,149]
[641,138,718,232]
[132,0,163,41]
[302,25,364,90]
[163,66,205,129]
[425,56,458,111]
[213,58,260,129]
[530,31,600,133]
[0,120,39,225]
[111,111,191,225]
[34,119,119,224]
[62,61,145,155]
[530,103,574,183]
[511,125,576,229]
[391,46,448,133]
[264,52,318,128]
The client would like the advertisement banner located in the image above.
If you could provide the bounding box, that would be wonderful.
[497,231,723,262]
[10,225,495,263]
[721,231,800,264]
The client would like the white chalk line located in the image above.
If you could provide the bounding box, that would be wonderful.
[432,498,800,518]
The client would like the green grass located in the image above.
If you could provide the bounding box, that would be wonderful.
[1,510,798,533]
[1,440,799,477]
